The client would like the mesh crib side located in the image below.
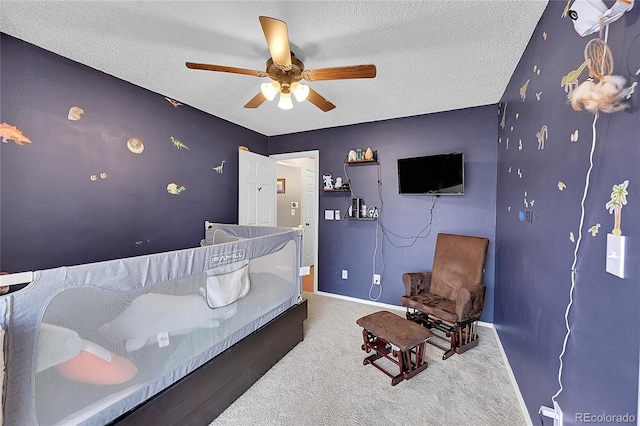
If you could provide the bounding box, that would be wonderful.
[2,226,301,425]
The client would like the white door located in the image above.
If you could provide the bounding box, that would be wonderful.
[238,150,277,226]
[302,167,316,267]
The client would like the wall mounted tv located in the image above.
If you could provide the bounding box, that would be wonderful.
[397,151,464,195]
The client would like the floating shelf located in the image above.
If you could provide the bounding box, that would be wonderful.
[321,188,349,192]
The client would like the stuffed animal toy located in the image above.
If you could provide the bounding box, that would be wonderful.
[36,323,137,384]
[99,292,238,352]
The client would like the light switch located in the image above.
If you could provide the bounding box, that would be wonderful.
[334,210,340,220]
[324,210,334,220]
[606,233,626,279]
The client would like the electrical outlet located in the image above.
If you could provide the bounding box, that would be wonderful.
[342,270,348,280]
[373,274,381,285]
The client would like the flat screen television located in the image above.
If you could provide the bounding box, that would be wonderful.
[397,151,464,195]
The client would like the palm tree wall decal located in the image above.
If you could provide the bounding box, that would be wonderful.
[605,180,629,235]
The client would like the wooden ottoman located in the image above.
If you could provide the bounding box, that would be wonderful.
[356,310,434,385]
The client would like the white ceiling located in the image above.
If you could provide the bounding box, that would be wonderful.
[0,1,548,136]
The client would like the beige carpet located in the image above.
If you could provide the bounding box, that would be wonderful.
[210,292,527,426]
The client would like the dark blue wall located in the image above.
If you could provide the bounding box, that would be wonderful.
[495,2,640,423]
[269,106,498,321]
[0,34,267,272]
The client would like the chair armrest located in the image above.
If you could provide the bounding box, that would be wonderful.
[402,272,432,296]
[455,284,486,321]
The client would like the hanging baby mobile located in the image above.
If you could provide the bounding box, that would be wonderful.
[563,0,636,115]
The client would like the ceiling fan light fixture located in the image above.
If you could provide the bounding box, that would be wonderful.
[277,92,293,110]
[290,82,310,102]
[260,81,280,101]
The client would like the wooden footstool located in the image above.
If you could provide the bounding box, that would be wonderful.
[356,310,434,385]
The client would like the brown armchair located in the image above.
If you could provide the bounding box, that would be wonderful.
[400,233,489,360]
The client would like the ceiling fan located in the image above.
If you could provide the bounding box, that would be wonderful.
[186,16,377,112]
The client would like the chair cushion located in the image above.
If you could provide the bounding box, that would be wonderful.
[400,294,459,323]
[430,233,488,300]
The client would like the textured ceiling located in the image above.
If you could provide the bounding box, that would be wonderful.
[0,1,548,136]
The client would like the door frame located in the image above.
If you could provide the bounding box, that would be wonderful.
[270,150,319,293]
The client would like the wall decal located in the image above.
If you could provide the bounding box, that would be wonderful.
[534,64,541,75]
[170,136,189,150]
[536,125,549,149]
[90,173,108,181]
[561,59,590,93]
[508,167,512,173]
[164,97,182,108]
[500,102,507,129]
[543,31,548,40]
[0,123,31,145]
[606,180,629,235]
[127,137,144,154]
[515,113,520,120]
[213,160,225,174]
[562,0,572,18]
[517,168,522,178]
[519,139,523,150]
[506,138,509,150]
[570,130,579,142]
[570,232,575,243]
[67,106,84,120]
[167,183,186,195]
[536,92,542,101]
[588,223,601,236]
[558,181,567,191]
[520,79,530,101]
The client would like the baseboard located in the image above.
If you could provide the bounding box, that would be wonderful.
[313,290,531,425]
[489,324,533,426]
[314,291,407,314]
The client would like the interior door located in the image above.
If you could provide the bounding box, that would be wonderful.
[238,150,277,226]
[302,167,316,267]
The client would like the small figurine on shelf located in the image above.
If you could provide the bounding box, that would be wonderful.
[322,173,334,190]
[348,150,357,162]
[335,177,343,189]
[365,148,374,161]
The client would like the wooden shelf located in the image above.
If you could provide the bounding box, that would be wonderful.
[346,217,377,221]
[345,150,377,165]
[322,188,349,192]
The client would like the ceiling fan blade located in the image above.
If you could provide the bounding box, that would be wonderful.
[303,65,377,81]
[244,92,267,109]
[306,88,336,112]
[186,62,266,77]
[259,16,292,68]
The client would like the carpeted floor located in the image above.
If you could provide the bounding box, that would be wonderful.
[210,292,527,426]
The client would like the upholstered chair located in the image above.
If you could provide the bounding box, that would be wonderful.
[400,233,489,359]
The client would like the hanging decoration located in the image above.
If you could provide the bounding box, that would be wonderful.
[566,16,635,114]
